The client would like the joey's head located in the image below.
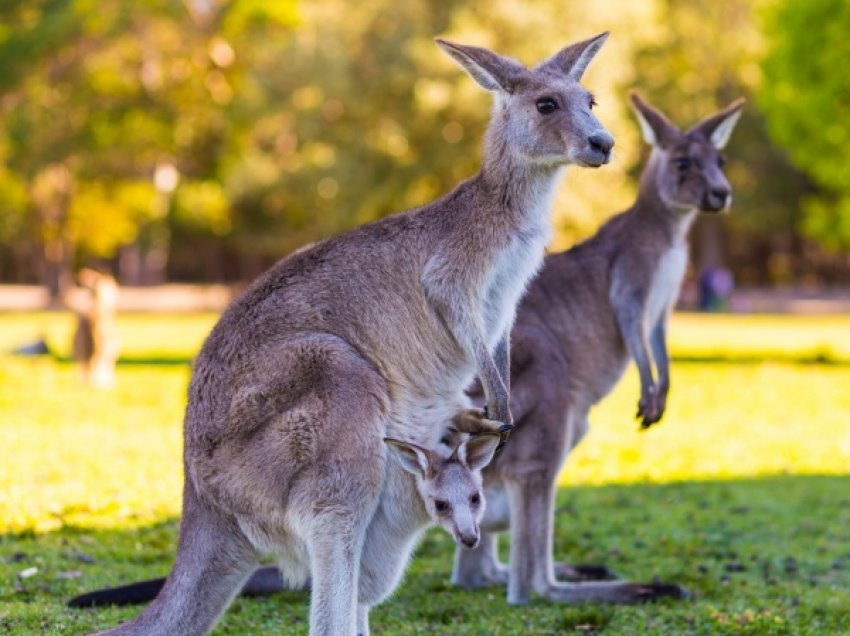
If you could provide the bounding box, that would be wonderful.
[384,434,500,549]
[630,92,745,214]
[436,33,614,169]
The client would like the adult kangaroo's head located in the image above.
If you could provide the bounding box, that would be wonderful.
[630,92,745,214]
[436,33,614,169]
[384,434,500,549]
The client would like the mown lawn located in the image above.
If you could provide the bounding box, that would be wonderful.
[1,311,849,634]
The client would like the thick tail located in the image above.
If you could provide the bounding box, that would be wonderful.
[67,566,292,608]
[68,578,166,608]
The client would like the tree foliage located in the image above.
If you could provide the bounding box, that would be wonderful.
[760,0,850,252]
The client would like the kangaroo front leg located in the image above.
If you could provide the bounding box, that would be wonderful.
[646,316,670,427]
[356,605,370,636]
[612,290,659,428]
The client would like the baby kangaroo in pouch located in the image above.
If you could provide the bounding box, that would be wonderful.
[453,92,745,605]
[90,33,614,636]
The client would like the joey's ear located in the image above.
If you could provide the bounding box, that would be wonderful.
[689,98,746,149]
[629,91,680,147]
[457,434,500,471]
[435,39,526,93]
[535,32,609,81]
[384,438,433,477]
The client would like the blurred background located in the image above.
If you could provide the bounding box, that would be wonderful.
[0,0,848,305]
[1,2,849,632]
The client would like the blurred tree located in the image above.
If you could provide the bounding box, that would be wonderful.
[760,0,850,254]
[0,0,296,297]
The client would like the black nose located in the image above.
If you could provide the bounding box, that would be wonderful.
[709,188,730,208]
[461,536,478,548]
[588,132,614,156]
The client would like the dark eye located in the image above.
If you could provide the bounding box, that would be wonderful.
[717,154,727,168]
[434,500,450,513]
[674,157,691,171]
[470,493,481,506]
[536,97,558,115]
[589,96,598,110]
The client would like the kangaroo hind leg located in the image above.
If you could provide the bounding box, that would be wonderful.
[94,484,259,636]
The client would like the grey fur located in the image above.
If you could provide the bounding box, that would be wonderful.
[451,93,744,605]
[93,34,613,636]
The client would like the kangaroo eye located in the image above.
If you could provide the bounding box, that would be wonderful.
[536,97,558,115]
[717,154,727,168]
[589,96,598,110]
[470,493,481,506]
[434,500,450,513]
[674,157,691,171]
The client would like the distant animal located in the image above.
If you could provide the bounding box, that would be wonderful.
[89,33,614,636]
[72,268,120,388]
[451,92,744,605]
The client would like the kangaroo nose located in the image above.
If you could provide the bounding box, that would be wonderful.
[711,188,730,203]
[461,535,479,549]
[588,132,614,156]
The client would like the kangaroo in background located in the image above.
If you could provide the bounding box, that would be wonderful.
[452,93,745,605]
[91,34,614,636]
[72,268,120,388]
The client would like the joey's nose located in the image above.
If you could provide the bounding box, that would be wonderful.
[461,534,479,549]
[588,132,614,159]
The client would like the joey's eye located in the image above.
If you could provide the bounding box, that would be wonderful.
[470,493,481,506]
[434,500,450,513]
[674,157,691,171]
[536,97,558,115]
[717,154,727,168]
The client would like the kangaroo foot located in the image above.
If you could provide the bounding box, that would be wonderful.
[536,580,690,604]
[452,564,509,589]
[554,562,617,581]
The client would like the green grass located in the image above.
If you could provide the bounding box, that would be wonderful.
[1,311,849,634]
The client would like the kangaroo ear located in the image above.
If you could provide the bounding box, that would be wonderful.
[689,98,746,149]
[629,91,680,147]
[435,39,526,93]
[384,438,433,477]
[535,32,609,81]
[457,434,500,471]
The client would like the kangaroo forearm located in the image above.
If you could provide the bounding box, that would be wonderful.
[494,331,510,394]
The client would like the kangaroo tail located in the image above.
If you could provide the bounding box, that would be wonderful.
[68,578,165,607]
[67,566,293,608]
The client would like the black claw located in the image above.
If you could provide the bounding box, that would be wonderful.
[634,582,691,602]
[497,423,514,434]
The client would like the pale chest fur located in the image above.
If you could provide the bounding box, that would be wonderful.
[483,199,553,346]
[645,243,688,327]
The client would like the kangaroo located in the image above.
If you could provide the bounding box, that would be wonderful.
[90,34,614,636]
[72,268,120,388]
[451,93,745,605]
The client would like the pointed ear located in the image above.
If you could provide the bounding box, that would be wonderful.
[435,39,526,93]
[689,98,746,149]
[384,438,432,477]
[629,91,680,147]
[457,434,500,471]
[535,32,609,81]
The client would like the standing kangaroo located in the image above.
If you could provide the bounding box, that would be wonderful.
[91,34,614,636]
[452,93,744,605]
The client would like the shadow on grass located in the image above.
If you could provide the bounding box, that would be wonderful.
[2,474,849,635]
